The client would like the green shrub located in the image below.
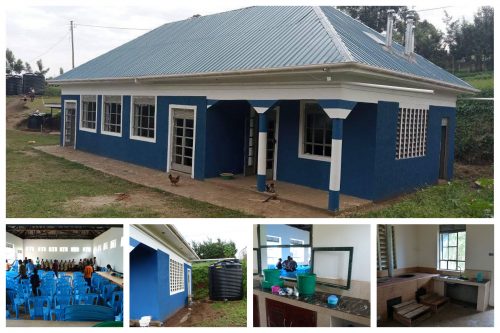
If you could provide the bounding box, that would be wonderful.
[44,85,61,97]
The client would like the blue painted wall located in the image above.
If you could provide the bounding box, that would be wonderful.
[130,242,159,320]
[372,102,456,200]
[205,101,248,178]
[60,94,207,179]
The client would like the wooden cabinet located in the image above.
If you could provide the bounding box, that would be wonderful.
[253,294,260,327]
[265,298,317,327]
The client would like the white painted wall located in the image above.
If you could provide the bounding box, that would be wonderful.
[93,227,124,273]
[313,224,370,282]
[393,225,419,269]
[23,239,93,262]
[416,225,439,268]
[6,232,24,262]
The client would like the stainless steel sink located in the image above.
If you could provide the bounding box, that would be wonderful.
[397,274,416,278]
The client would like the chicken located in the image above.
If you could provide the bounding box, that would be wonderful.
[265,182,276,193]
[168,174,180,186]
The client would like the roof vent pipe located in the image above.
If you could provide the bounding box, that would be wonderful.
[385,9,395,48]
[404,13,415,55]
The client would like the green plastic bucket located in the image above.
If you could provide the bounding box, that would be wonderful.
[263,269,281,282]
[297,273,316,295]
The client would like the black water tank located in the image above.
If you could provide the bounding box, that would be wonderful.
[208,259,243,301]
[22,73,45,95]
[6,75,23,95]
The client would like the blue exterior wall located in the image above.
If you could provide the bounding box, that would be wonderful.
[372,102,456,200]
[129,239,192,321]
[60,94,207,179]
[204,101,248,178]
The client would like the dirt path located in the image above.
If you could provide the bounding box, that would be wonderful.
[6,97,29,129]
[164,301,220,327]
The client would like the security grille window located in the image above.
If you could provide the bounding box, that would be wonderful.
[377,225,397,271]
[38,247,46,252]
[25,247,34,253]
[102,95,122,134]
[303,103,332,157]
[110,239,117,249]
[97,245,102,252]
[81,95,97,130]
[82,247,91,253]
[169,259,184,294]
[49,247,58,252]
[59,247,68,252]
[103,242,109,251]
[396,107,428,159]
[439,225,466,271]
[70,247,80,253]
[132,96,155,140]
[7,243,14,249]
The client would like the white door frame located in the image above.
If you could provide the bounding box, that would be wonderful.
[187,268,192,296]
[63,99,77,149]
[167,104,197,178]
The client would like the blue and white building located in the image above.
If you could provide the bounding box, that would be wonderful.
[129,225,199,321]
[52,6,477,211]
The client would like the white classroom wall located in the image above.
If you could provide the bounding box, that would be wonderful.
[416,225,439,268]
[6,232,24,262]
[23,239,93,262]
[393,224,419,269]
[93,227,124,273]
[313,224,370,282]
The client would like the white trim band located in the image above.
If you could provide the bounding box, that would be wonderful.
[329,138,343,191]
[324,108,352,119]
[257,132,268,175]
[253,107,268,114]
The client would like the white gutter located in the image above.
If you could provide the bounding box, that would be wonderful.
[48,62,478,94]
[344,81,434,94]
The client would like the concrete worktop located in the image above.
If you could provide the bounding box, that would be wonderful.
[377,273,439,288]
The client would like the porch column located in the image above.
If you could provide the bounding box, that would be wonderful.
[249,100,277,192]
[318,100,357,211]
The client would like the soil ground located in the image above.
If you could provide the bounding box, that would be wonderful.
[164,299,246,327]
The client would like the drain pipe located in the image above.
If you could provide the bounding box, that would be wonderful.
[386,225,394,277]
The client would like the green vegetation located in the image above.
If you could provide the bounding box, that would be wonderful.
[192,300,247,327]
[6,130,252,218]
[357,179,493,218]
[192,239,237,259]
[457,71,493,94]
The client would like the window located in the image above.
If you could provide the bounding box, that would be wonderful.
[70,247,80,253]
[103,242,108,251]
[97,245,102,252]
[59,247,68,252]
[80,95,97,131]
[49,247,58,252]
[82,247,91,253]
[120,237,124,247]
[439,226,466,271]
[169,259,184,294]
[25,246,34,253]
[266,235,281,266]
[131,96,156,141]
[290,239,305,263]
[301,102,332,158]
[396,107,428,159]
[377,225,397,271]
[93,246,98,253]
[102,95,122,135]
[110,239,117,249]
[38,247,46,252]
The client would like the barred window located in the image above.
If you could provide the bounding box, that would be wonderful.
[38,247,46,252]
[70,247,80,253]
[25,247,34,253]
[110,239,117,249]
[131,96,155,141]
[303,103,332,157]
[102,95,122,135]
[49,247,58,252]
[59,247,68,252]
[81,95,97,130]
[169,259,184,294]
[396,108,428,159]
[82,247,91,253]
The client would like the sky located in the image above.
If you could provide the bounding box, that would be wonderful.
[174,222,248,257]
[4,0,486,78]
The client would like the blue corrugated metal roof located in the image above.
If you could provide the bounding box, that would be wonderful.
[54,6,473,91]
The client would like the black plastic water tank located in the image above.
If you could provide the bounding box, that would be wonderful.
[6,75,23,95]
[22,73,45,95]
[208,259,243,301]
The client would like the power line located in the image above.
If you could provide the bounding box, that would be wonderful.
[29,32,70,62]
[75,23,152,31]
[416,6,453,13]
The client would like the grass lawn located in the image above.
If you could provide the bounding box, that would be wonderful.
[355,178,493,218]
[192,299,247,327]
[457,71,493,92]
[6,129,252,218]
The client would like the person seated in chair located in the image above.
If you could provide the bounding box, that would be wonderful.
[284,256,297,272]
[276,258,283,270]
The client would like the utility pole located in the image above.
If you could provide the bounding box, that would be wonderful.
[70,20,75,69]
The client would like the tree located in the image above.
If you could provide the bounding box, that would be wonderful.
[35,59,50,76]
[414,20,447,67]
[6,48,15,74]
[191,238,237,259]
[12,59,25,74]
[25,62,33,73]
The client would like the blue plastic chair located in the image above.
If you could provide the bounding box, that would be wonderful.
[63,305,114,322]
[6,288,17,312]
[28,296,51,320]
[59,275,72,285]
[101,284,118,304]
[73,272,84,279]
[56,286,72,296]
[38,285,56,305]
[74,286,90,303]
[51,295,74,321]
[43,271,55,279]
[107,291,123,315]
[81,293,99,305]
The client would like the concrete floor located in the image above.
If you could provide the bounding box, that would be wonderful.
[36,145,370,217]
[381,302,494,327]
[7,319,99,327]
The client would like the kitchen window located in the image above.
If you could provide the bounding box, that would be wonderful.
[439,225,466,271]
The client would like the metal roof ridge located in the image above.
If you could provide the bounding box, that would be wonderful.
[312,6,353,62]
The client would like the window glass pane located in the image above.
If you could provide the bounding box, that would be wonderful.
[440,260,447,269]
[448,248,457,260]
[442,233,448,247]
[448,261,456,270]
[457,232,466,261]
[442,247,448,260]
[457,261,465,271]
[448,233,457,246]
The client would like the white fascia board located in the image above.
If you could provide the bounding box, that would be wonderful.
[130,225,191,265]
[62,81,456,109]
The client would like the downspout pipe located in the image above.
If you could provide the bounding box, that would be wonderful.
[386,225,394,277]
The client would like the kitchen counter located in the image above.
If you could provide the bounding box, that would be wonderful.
[432,276,490,311]
[254,286,370,326]
[377,273,439,287]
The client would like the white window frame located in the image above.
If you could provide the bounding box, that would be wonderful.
[298,100,331,162]
[63,99,78,148]
[79,95,98,133]
[110,239,117,249]
[59,247,68,252]
[167,104,197,178]
[395,105,429,160]
[82,247,91,253]
[169,258,185,295]
[130,95,157,143]
[103,242,109,251]
[97,245,102,252]
[38,246,46,252]
[48,247,58,253]
[101,95,123,137]
[25,246,35,253]
[70,247,80,253]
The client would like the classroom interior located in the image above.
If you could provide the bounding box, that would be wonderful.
[6,224,124,327]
